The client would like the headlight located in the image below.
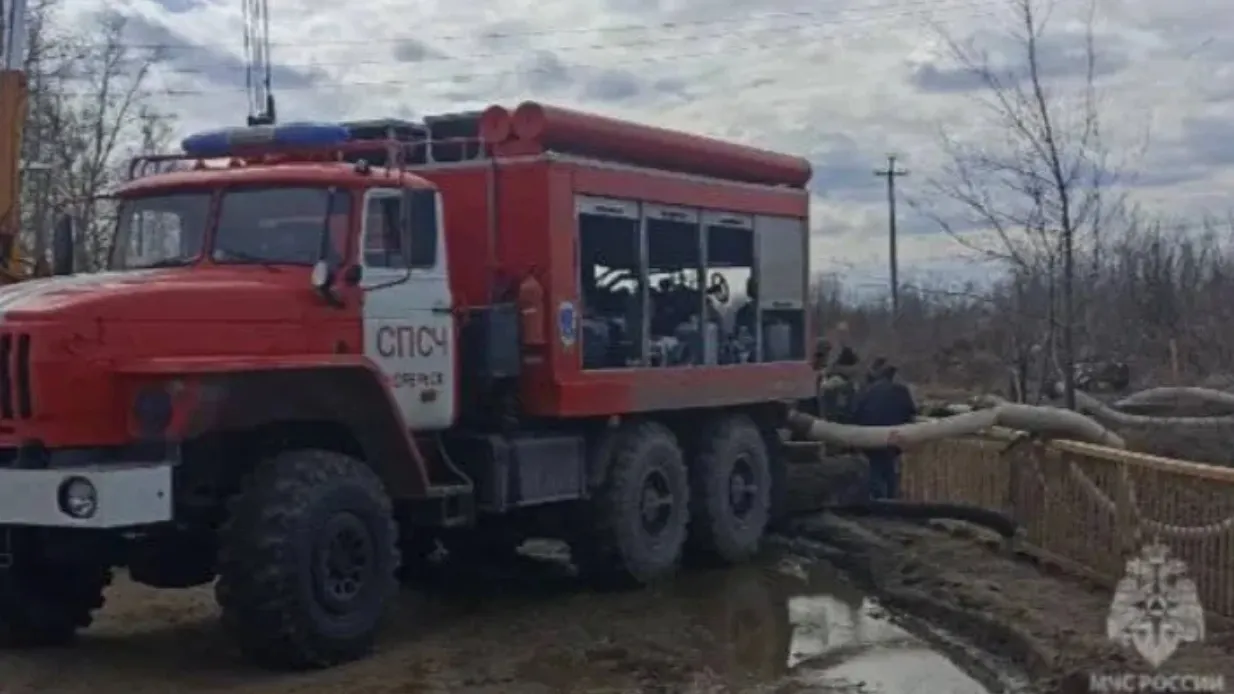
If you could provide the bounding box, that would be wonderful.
[58,476,98,519]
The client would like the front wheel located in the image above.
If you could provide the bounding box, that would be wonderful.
[215,450,400,670]
[573,421,690,587]
[0,530,111,648]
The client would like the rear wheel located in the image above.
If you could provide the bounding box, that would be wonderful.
[574,421,690,587]
[216,450,399,670]
[0,530,111,648]
[687,414,772,564]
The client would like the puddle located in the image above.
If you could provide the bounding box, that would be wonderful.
[774,558,996,693]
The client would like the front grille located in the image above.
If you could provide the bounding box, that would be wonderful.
[0,333,33,420]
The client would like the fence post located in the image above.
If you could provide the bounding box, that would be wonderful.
[1113,461,1137,564]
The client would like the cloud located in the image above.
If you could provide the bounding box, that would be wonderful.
[152,0,206,14]
[52,0,1234,284]
[120,14,321,89]
[907,24,1134,94]
[390,38,442,63]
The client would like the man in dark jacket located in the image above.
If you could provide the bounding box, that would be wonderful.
[850,362,916,500]
[820,345,860,424]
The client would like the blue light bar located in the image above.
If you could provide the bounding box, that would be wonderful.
[180,122,351,159]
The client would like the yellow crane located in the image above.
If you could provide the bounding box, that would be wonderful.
[0,0,29,282]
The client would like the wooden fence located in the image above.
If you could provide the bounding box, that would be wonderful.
[902,433,1234,620]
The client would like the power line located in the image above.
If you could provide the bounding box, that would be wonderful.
[113,0,1000,53]
[147,0,994,78]
[46,1,999,99]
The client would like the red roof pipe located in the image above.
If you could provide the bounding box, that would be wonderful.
[479,105,514,146]
[507,101,813,188]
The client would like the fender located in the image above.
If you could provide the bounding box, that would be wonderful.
[115,354,430,498]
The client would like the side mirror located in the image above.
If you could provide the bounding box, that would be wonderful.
[52,215,76,276]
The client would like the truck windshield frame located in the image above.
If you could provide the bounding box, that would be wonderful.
[109,185,353,271]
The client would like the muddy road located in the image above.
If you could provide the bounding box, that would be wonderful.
[784,515,1234,694]
[0,540,996,694]
[4,459,1233,693]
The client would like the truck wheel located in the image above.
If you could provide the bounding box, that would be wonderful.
[0,537,111,647]
[575,421,690,587]
[687,414,772,564]
[216,450,400,670]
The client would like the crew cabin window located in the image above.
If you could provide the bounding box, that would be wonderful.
[365,189,411,268]
[755,215,808,362]
[703,212,756,364]
[646,205,708,366]
[577,196,643,370]
[363,189,440,270]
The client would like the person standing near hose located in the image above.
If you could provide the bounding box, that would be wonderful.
[816,345,861,456]
[850,361,917,500]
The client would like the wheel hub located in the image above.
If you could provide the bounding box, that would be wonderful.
[313,512,375,614]
[639,469,675,536]
[728,456,758,518]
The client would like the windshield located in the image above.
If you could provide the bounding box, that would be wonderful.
[111,193,211,270]
[213,187,351,266]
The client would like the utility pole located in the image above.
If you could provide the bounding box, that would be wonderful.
[874,155,908,316]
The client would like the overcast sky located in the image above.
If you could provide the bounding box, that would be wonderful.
[52,0,1234,293]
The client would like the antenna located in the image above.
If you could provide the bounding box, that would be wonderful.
[242,0,275,126]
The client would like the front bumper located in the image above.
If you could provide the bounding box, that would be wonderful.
[0,463,173,528]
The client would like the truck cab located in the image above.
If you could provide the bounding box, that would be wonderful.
[110,138,458,433]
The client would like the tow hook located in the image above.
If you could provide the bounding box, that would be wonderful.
[0,527,13,569]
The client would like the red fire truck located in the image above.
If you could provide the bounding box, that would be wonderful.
[0,102,815,668]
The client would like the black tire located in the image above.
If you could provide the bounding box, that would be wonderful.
[687,414,772,564]
[574,421,690,587]
[0,544,111,648]
[215,449,400,670]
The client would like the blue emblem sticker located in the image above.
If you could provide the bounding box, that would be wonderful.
[558,300,577,347]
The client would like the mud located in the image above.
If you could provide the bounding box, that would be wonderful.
[0,541,1000,694]
[784,514,1234,693]
[4,459,1232,693]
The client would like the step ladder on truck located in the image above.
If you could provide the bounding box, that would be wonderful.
[0,101,817,669]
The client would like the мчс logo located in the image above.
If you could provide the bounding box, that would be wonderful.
[1106,542,1205,668]
[1091,543,1223,692]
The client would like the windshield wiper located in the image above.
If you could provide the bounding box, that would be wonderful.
[214,249,282,271]
[131,256,196,269]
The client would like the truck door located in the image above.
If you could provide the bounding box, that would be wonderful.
[359,187,456,431]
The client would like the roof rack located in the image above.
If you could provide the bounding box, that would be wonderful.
[339,111,489,167]
[126,111,496,182]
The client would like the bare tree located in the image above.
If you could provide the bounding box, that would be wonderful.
[19,4,173,273]
[914,0,1122,408]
